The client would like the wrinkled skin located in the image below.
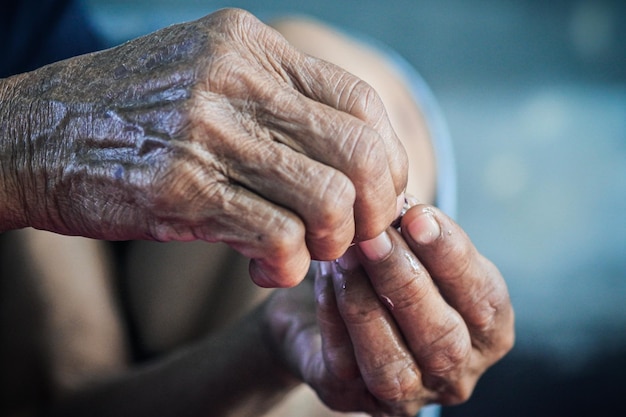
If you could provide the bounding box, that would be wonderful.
[0,8,407,287]
[264,204,514,416]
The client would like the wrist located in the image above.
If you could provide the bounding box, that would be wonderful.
[0,65,85,235]
[0,75,29,231]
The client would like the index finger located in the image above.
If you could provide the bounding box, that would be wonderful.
[279,51,407,241]
[356,229,473,399]
[269,16,408,198]
[400,205,515,357]
[298,58,408,194]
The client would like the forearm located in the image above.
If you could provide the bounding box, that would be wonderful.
[47,301,299,417]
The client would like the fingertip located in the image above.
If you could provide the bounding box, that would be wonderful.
[248,261,278,288]
[306,214,355,262]
[249,257,310,288]
[402,205,442,246]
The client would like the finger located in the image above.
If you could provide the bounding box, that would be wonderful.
[269,275,381,415]
[331,247,426,413]
[156,176,312,288]
[227,187,311,288]
[262,87,399,241]
[283,52,408,197]
[190,92,357,262]
[357,230,473,402]
[200,21,401,242]
[199,11,402,242]
[269,46,404,241]
[400,205,515,361]
[314,261,359,380]
[216,126,357,260]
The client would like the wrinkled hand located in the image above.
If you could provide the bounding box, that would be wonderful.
[7,8,406,287]
[266,204,514,416]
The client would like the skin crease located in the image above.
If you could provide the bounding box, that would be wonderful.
[0,9,514,417]
[0,8,408,288]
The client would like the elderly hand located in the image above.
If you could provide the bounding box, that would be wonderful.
[1,8,406,287]
[266,204,514,416]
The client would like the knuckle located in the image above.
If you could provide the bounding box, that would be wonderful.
[264,215,304,257]
[342,77,386,124]
[211,7,256,28]
[496,322,516,360]
[301,169,357,258]
[439,380,476,406]
[421,319,472,378]
[467,297,501,339]
[485,301,516,361]
[307,169,355,233]
[439,238,475,281]
[384,274,432,311]
[347,124,387,178]
[465,259,516,359]
[153,163,217,216]
[366,360,421,404]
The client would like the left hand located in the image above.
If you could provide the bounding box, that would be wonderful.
[265,204,514,416]
[2,8,407,288]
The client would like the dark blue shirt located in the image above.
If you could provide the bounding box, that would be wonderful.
[1,0,104,77]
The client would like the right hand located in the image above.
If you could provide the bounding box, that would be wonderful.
[4,8,407,287]
[265,205,514,416]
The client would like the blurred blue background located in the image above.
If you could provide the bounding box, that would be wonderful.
[83,0,626,414]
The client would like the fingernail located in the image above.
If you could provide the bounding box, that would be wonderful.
[358,231,392,261]
[407,208,441,245]
[335,246,360,271]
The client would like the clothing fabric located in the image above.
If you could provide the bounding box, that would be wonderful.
[0,0,104,78]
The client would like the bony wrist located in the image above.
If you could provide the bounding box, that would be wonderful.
[0,75,29,231]
[0,70,67,234]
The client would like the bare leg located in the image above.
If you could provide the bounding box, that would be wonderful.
[123,240,271,356]
[0,229,128,413]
